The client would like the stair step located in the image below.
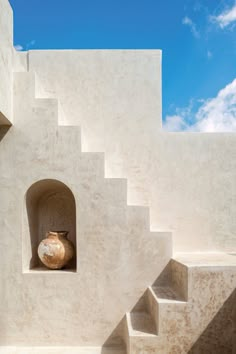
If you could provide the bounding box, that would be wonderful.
[152,285,185,303]
[78,152,105,179]
[56,125,81,152]
[14,71,36,100]
[127,312,157,337]
[147,285,187,336]
[100,348,126,354]
[174,252,236,267]
[104,178,127,206]
[126,205,150,233]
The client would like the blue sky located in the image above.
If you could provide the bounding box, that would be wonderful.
[10,0,236,132]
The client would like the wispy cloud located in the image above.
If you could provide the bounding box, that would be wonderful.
[14,40,36,52]
[182,16,200,38]
[14,44,23,51]
[163,115,188,132]
[26,39,36,50]
[163,78,236,132]
[211,3,236,29]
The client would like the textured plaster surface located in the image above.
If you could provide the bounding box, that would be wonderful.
[0,0,236,351]
[0,0,13,122]
[0,70,171,346]
[27,50,236,252]
[189,288,236,354]
[122,253,236,354]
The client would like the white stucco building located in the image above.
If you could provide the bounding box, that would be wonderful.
[0,0,236,352]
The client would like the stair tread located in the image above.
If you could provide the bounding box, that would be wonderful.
[101,349,126,354]
[174,252,236,267]
[128,312,157,337]
[152,286,185,303]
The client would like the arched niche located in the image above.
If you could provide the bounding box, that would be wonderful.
[23,179,76,272]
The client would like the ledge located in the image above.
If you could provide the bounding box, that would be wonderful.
[23,266,77,274]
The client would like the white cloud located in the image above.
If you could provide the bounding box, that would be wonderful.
[182,16,200,38]
[14,40,36,52]
[163,78,236,132]
[211,4,236,28]
[14,44,23,51]
[163,115,188,132]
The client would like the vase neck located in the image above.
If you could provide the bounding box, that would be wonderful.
[47,231,68,238]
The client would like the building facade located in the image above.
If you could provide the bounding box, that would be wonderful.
[0,0,236,352]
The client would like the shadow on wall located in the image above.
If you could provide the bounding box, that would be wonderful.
[101,262,236,353]
[102,318,126,352]
[188,289,236,354]
[24,179,77,271]
[0,126,11,142]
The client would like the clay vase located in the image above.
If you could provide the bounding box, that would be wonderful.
[38,231,74,270]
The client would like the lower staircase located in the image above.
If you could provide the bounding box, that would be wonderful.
[108,253,236,354]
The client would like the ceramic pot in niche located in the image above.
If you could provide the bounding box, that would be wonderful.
[38,231,75,270]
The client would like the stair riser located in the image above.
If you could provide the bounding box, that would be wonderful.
[126,206,150,233]
[146,288,158,333]
[56,126,81,155]
[171,260,188,301]
[78,153,105,180]
[129,336,163,354]
[14,72,36,102]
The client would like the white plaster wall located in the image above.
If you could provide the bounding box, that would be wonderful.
[0,0,236,346]
[28,50,236,252]
[152,133,236,251]
[0,0,13,123]
[28,50,162,208]
[0,70,171,345]
[0,0,27,125]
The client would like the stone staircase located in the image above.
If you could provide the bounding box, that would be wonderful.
[1,69,171,350]
[111,253,236,354]
[2,70,234,353]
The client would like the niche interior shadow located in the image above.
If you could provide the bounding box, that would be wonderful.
[24,179,76,272]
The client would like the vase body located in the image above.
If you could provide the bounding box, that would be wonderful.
[38,231,74,270]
